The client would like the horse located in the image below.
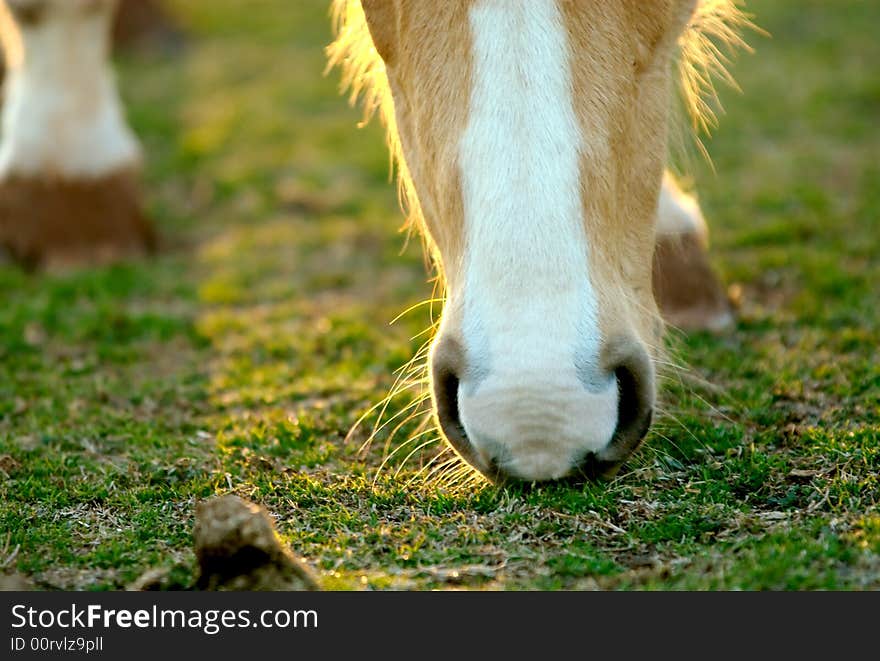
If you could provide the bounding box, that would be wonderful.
[0,0,752,484]
[0,0,156,269]
[327,0,754,483]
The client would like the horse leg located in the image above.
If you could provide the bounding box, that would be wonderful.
[652,172,734,332]
[0,0,156,271]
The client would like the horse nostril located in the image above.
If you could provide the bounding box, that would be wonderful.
[434,365,465,446]
[615,363,650,440]
[430,337,485,473]
[597,341,656,468]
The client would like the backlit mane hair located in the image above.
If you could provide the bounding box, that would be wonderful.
[325,0,757,280]
[0,1,24,71]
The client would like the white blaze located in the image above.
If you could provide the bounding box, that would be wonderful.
[455,0,618,480]
[0,4,141,179]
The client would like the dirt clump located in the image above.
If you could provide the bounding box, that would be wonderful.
[193,494,320,591]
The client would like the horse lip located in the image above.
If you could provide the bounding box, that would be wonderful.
[573,451,627,482]
[437,413,508,485]
[432,333,654,484]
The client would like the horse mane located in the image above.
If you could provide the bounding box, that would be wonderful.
[325,0,431,263]
[674,0,758,160]
[325,0,757,270]
[0,1,24,71]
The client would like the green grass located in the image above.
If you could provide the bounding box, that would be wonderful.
[1,0,878,590]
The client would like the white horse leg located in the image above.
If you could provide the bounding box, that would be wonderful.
[0,0,155,270]
[652,171,734,332]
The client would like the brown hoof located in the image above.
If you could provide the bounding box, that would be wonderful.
[0,171,157,272]
[652,232,734,333]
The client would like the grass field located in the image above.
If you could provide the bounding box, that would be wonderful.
[1,0,878,590]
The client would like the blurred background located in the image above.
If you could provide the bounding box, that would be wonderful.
[0,0,877,590]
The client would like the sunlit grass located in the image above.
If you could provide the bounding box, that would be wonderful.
[0,0,877,589]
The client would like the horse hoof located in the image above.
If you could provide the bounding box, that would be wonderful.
[0,172,157,272]
[652,232,736,333]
